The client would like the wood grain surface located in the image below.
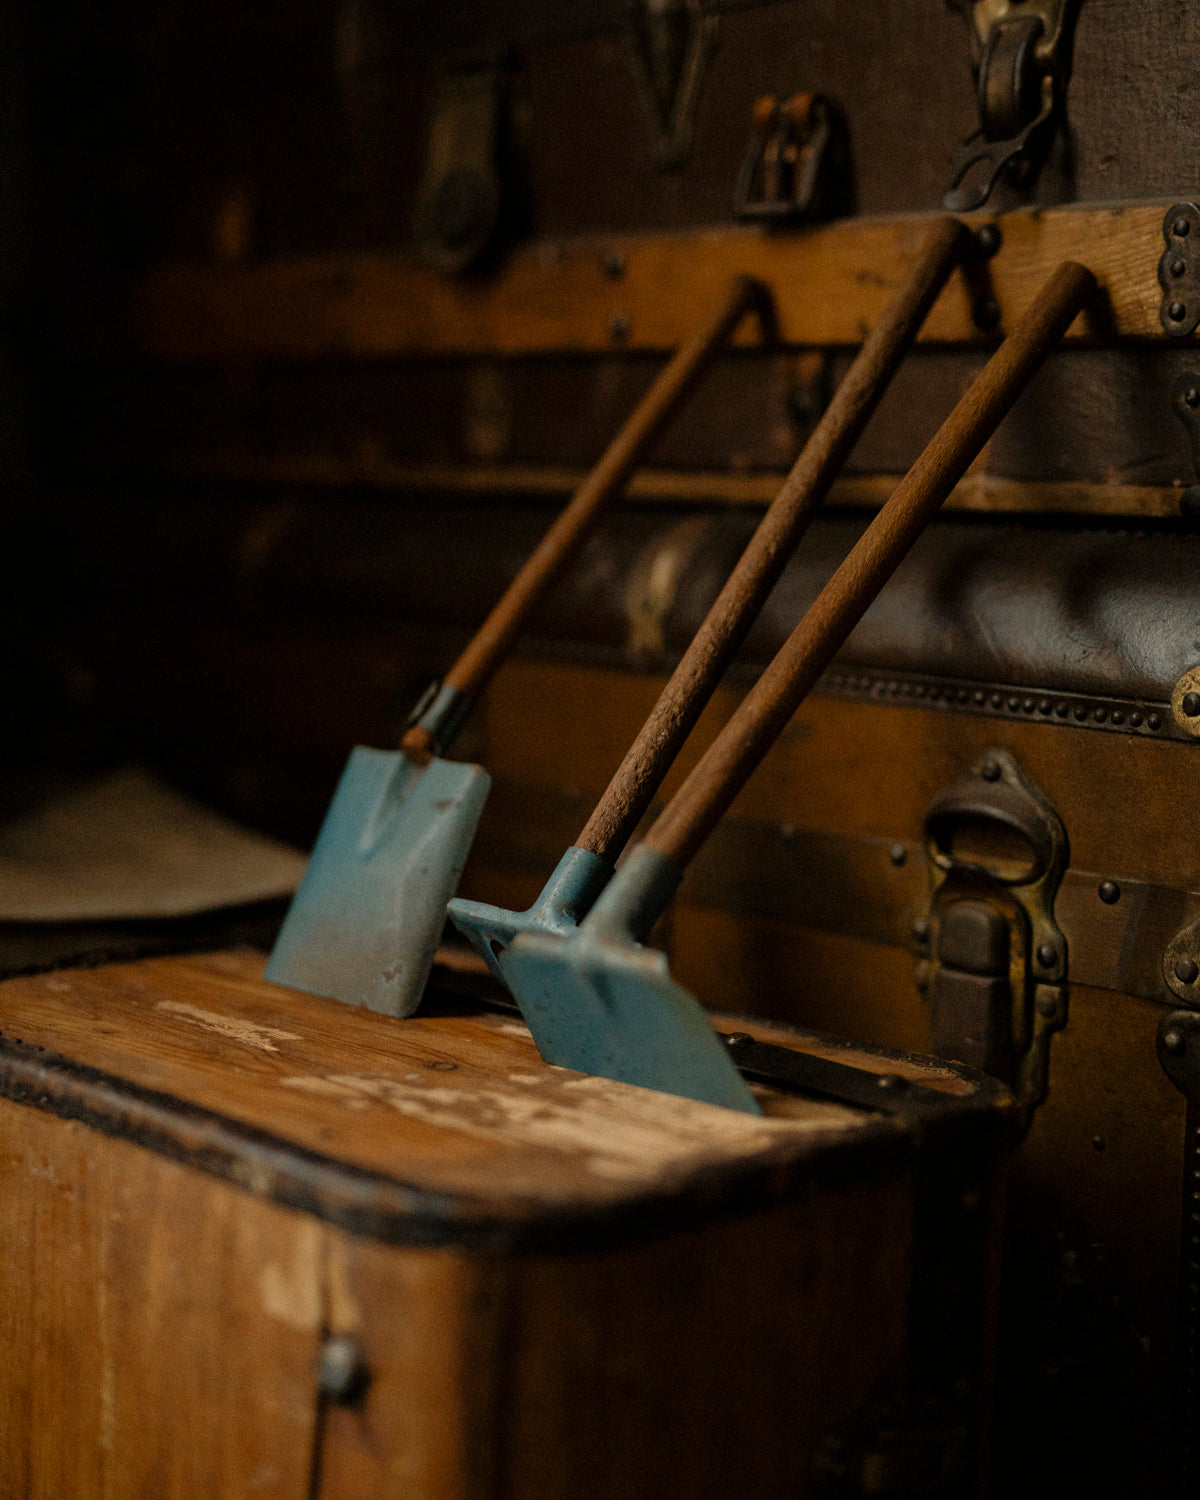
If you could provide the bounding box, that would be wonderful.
[133,201,1181,359]
[0,950,984,1245]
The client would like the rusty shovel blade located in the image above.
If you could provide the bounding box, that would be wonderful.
[266,745,490,1016]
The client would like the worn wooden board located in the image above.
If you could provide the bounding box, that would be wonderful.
[132,202,1188,359]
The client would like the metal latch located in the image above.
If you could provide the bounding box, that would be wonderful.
[626,0,720,171]
[944,0,1081,211]
[734,93,845,224]
[413,60,509,274]
[915,749,1068,1117]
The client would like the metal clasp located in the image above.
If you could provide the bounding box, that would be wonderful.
[734,93,844,224]
[944,0,1080,211]
[916,749,1068,1119]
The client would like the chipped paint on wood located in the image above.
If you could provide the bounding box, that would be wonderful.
[155,1000,302,1052]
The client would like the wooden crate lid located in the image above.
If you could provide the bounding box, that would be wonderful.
[0,949,994,1251]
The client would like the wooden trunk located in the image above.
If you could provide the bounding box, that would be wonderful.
[0,950,1010,1499]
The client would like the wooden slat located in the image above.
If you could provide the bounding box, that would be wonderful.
[144,451,1189,518]
[134,201,1187,359]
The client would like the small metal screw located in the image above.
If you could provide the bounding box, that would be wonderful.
[602,250,626,280]
[609,312,631,341]
[1169,301,1188,321]
[911,917,931,943]
[317,1336,369,1405]
[1164,1028,1188,1056]
[979,757,1001,782]
[1174,216,1192,237]
[876,1072,908,1092]
[1098,879,1121,905]
[973,296,1002,332]
[1182,692,1200,717]
[1036,942,1058,968]
[974,223,1002,258]
[889,842,907,867]
[1177,958,1200,985]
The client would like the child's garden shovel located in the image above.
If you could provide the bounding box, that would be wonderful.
[267,274,765,1015]
[500,260,1097,1112]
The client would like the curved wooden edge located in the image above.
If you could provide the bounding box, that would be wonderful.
[0,1026,913,1255]
[131,200,1186,360]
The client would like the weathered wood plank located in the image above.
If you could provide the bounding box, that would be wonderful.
[134,202,1186,359]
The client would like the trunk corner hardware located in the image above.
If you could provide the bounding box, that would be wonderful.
[913,748,1068,1122]
[1170,368,1200,518]
[1157,1008,1200,1107]
[1170,665,1200,741]
[626,0,720,171]
[734,93,847,224]
[943,0,1081,212]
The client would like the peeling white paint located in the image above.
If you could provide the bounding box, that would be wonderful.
[156,1000,301,1052]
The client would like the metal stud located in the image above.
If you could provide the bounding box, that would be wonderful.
[1098,879,1121,905]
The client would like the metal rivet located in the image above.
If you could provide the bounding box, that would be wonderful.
[1093,707,1108,723]
[1074,705,1088,721]
[1098,879,1121,905]
[609,313,631,341]
[317,1336,370,1405]
[1177,958,1200,985]
[1023,697,1035,712]
[876,1072,908,1092]
[1092,1135,1106,1151]
[1008,696,1021,711]
[1164,1028,1188,1056]
[974,223,1002,258]
[979,757,1001,781]
[1148,712,1162,730]
[602,250,626,280]
[1037,942,1058,968]
[1111,710,1125,725]
[1183,692,1200,717]
[1055,702,1069,718]
[723,1031,754,1049]
[990,692,1004,709]
[1173,259,1188,278]
[1170,301,1188,321]
[911,917,931,943]
[1174,216,1192,237]
[973,296,1001,331]
[1036,992,1059,1018]
[889,843,907,867]
[1038,698,1052,714]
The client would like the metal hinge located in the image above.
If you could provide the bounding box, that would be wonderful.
[944,0,1081,211]
[915,749,1068,1121]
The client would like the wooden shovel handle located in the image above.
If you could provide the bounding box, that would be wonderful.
[401,274,765,755]
[644,259,1098,872]
[577,215,971,860]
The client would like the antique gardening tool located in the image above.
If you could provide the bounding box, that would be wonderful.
[267,275,764,1015]
[500,260,1097,1113]
[451,216,971,986]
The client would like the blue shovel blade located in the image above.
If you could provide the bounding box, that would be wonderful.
[266,745,491,1017]
[504,926,761,1114]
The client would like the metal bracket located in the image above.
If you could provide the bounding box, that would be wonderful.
[1157,1008,1200,1107]
[413,61,508,274]
[944,0,1081,211]
[626,0,720,171]
[1159,205,1200,337]
[1164,914,1200,1004]
[734,93,845,224]
[917,748,1069,1118]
